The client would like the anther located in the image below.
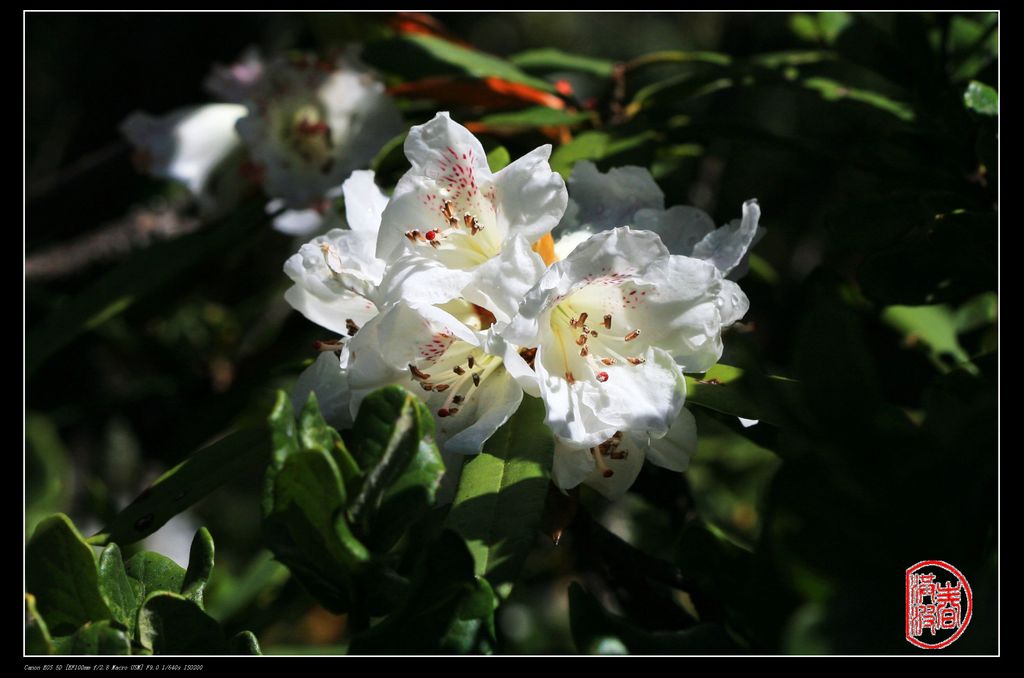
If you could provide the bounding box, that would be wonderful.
[601,357,616,366]
[591,447,613,478]
[468,355,475,369]
[627,357,646,365]
[625,329,641,342]
[590,330,598,338]
[472,373,481,387]
[442,200,454,220]
[345,318,360,336]
[409,364,431,380]
[576,334,588,346]
[434,384,450,392]
[596,372,609,382]
[453,365,465,375]
[420,382,434,392]
[452,395,464,404]
[578,312,588,326]
[565,371,576,385]
[603,314,612,330]
[580,345,589,357]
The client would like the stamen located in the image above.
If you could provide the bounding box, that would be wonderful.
[453,365,465,375]
[420,382,434,392]
[448,407,459,415]
[625,329,641,342]
[472,373,481,387]
[603,314,612,330]
[601,357,616,366]
[345,318,359,336]
[409,364,431,381]
[596,371,609,382]
[576,334,588,346]
[441,200,454,220]
[577,312,588,327]
[448,217,459,229]
[590,330,598,338]
[591,447,614,478]
[565,371,576,385]
[438,408,451,417]
[627,356,646,365]
[467,355,475,369]
[434,384,450,392]
[404,230,420,243]
[579,345,589,357]
[425,229,439,241]
[452,395,464,404]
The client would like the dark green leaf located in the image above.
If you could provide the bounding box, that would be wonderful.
[685,364,799,427]
[568,583,737,654]
[364,34,553,92]
[93,427,269,546]
[229,631,262,655]
[368,436,445,554]
[26,412,72,536]
[53,621,132,656]
[964,80,998,115]
[549,130,660,178]
[267,390,299,470]
[477,107,591,130]
[511,48,615,77]
[25,594,54,655]
[124,552,185,599]
[446,395,553,597]
[801,77,914,121]
[26,514,111,635]
[25,201,263,376]
[137,592,226,655]
[181,527,215,607]
[98,544,144,634]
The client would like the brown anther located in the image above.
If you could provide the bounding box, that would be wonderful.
[625,329,641,342]
[448,407,459,415]
[345,318,360,336]
[578,312,588,326]
[429,239,441,249]
[627,356,646,365]
[519,346,537,367]
[601,357,616,366]
[591,447,613,477]
[448,217,459,229]
[409,364,431,380]
[565,371,576,385]
[576,334,588,346]
[580,345,589,357]
[441,200,454,220]
[591,330,598,338]
[472,373,481,387]
[452,395,464,404]
[603,314,612,330]
[467,355,475,369]
[420,382,434,392]
[453,365,465,375]
[405,230,419,243]
[434,384,450,392]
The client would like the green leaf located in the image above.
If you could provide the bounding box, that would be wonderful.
[964,80,998,116]
[685,364,799,427]
[25,201,263,376]
[477,107,591,130]
[124,552,185,599]
[25,594,54,655]
[267,390,300,470]
[881,304,976,373]
[801,77,914,121]
[549,130,660,178]
[364,34,554,92]
[26,514,111,635]
[263,449,368,612]
[510,47,615,77]
[369,436,445,554]
[97,544,144,635]
[568,583,736,654]
[349,530,495,654]
[53,621,132,656]
[446,395,553,598]
[675,521,754,618]
[344,386,435,533]
[137,592,226,655]
[92,427,269,546]
[26,412,72,536]
[486,145,511,172]
[228,631,262,655]
[181,527,215,607]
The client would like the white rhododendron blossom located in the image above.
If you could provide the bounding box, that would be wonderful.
[555,161,764,280]
[283,111,758,498]
[502,227,743,448]
[374,112,565,322]
[344,301,539,455]
[283,171,389,338]
[121,49,401,234]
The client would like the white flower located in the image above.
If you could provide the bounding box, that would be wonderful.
[238,53,403,225]
[120,104,246,213]
[344,300,538,455]
[555,161,764,280]
[503,226,740,448]
[282,171,389,337]
[551,407,697,499]
[373,112,566,322]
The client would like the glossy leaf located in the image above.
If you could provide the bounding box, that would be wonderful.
[485,145,511,172]
[446,395,553,597]
[98,544,144,634]
[685,364,799,427]
[52,621,132,656]
[137,592,226,655]
[124,552,186,599]
[93,427,269,546]
[26,514,111,635]
[964,80,998,115]
[181,527,215,607]
[511,47,615,77]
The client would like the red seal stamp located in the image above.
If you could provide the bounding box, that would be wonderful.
[905,560,973,649]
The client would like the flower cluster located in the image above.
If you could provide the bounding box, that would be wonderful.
[287,112,761,499]
[121,49,402,235]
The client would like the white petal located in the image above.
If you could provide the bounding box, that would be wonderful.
[553,227,594,260]
[484,329,540,398]
[716,279,750,328]
[645,406,697,472]
[561,161,664,231]
[403,111,490,178]
[120,104,245,199]
[441,370,524,455]
[551,439,597,491]
[691,199,761,275]
[462,235,546,324]
[583,439,645,500]
[272,207,325,236]
[632,205,715,256]
[492,145,568,243]
[291,350,353,430]
[342,170,389,234]
[374,254,474,310]
[283,286,377,338]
